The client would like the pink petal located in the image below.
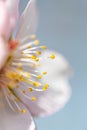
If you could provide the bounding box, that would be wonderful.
[6,0,20,31]
[0,38,9,69]
[0,1,10,39]
[16,0,38,41]
[0,0,19,40]
[14,50,71,117]
[0,92,36,130]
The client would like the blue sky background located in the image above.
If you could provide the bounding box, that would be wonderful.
[20,0,87,130]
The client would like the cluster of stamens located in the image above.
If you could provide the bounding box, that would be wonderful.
[0,35,55,113]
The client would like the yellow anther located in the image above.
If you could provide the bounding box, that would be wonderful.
[31,97,37,101]
[31,55,37,59]
[17,67,23,71]
[34,40,40,45]
[33,82,41,87]
[21,109,26,113]
[41,46,47,49]
[42,72,47,75]
[17,97,21,101]
[30,35,36,39]
[24,72,31,78]
[5,71,17,79]
[28,88,33,92]
[14,79,19,83]
[27,44,31,49]
[20,51,24,54]
[37,75,42,79]
[18,63,23,67]
[50,54,56,59]
[19,75,25,81]
[35,58,39,62]
[7,82,15,88]
[43,84,49,91]
[36,51,42,55]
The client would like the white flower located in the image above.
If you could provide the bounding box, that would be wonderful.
[0,0,71,130]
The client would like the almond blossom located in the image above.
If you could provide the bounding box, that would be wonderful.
[0,0,71,130]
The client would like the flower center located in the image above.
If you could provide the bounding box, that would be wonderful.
[0,36,56,113]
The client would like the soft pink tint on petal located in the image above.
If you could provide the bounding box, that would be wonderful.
[16,0,38,42]
[6,0,20,31]
[0,92,36,130]
[0,0,19,40]
[15,50,71,117]
[0,38,9,69]
[0,1,11,39]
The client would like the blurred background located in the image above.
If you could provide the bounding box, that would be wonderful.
[20,0,87,130]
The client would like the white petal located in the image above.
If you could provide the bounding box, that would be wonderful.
[14,50,71,117]
[16,0,38,41]
[0,92,35,130]
[39,49,71,81]
[15,79,71,117]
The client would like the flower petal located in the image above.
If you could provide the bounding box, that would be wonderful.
[6,0,20,13]
[0,92,35,130]
[15,79,71,117]
[38,50,71,81]
[6,0,20,33]
[0,38,9,69]
[14,50,71,117]
[16,0,38,41]
[0,0,19,40]
[0,1,10,39]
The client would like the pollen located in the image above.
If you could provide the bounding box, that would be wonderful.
[18,63,23,67]
[27,44,31,49]
[50,54,56,59]
[35,58,39,62]
[34,40,40,45]
[0,36,50,113]
[33,82,41,87]
[37,75,42,79]
[28,88,33,92]
[20,51,24,54]
[36,51,42,55]
[31,55,37,60]
[21,109,26,113]
[31,97,37,101]
[24,72,31,78]
[7,82,15,88]
[17,67,23,71]
[43,84,49,91]
[41,46,47,49]
[42,72,47,75]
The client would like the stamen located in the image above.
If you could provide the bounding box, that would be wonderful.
[31,97,37,101]
[49,54,56,59]
[0,35,56,113]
